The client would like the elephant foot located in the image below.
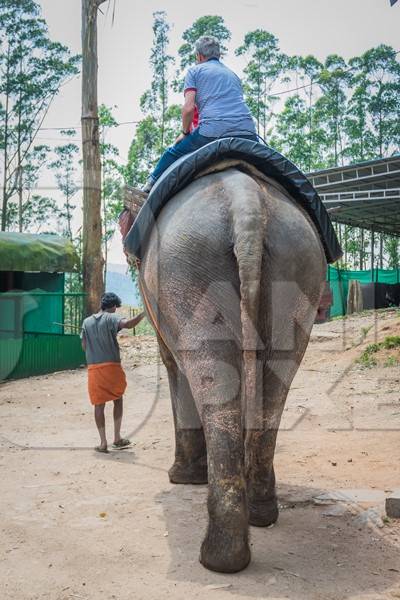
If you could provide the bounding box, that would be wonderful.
[168,458,208,485]
[248,494,279,527]
[200,522,251,573]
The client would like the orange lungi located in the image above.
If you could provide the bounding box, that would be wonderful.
[87,361,127,406]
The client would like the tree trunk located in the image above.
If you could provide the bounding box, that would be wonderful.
[379,233,384,269]
[360,228,364,270]
[371,228,375,275]
[17,53,23,232]
[81,0,106,315]
[1,46,11,231]
[17,166,23,232]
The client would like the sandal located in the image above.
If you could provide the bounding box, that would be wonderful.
[112,438,131,449]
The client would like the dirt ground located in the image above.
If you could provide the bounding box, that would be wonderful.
[1,310,400,600]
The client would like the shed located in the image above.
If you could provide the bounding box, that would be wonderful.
[0,232,85,380]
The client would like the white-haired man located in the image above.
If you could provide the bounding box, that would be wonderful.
[141,35,257,193]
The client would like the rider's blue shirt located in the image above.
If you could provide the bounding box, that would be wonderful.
[184,58,256,138]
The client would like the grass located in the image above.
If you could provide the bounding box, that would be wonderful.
[331,308,400,321]
[382,335,400,349]
[133,316,156,336]
[361,325,373,338]
[384,355,398,368]
[357,335,400,368]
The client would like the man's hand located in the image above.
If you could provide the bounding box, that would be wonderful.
[174,132,186,146]
[119,311,146,330]
[180,90,196,142]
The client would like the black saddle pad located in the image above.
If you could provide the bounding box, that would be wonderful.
[124,137,342,263]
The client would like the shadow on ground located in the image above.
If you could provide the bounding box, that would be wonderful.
[155,482,400,599]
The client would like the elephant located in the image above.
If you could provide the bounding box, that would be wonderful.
[122,161,326,573]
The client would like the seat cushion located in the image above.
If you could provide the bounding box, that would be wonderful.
[124,137,342,263]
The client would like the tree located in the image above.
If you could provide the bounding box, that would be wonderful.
[98,104,125,283]
[295,55,323,171]
[0,0,80,231]
[363,45,400,158]
[173,15,231,91]
[81,0,107,315]
[49,132,79,240]
[345,45,400,163]
[3,142,61,233]
[385,236,399,269]
[126,11,180,187]
[141,11,174,149]
[236,30,287,139]
[270,95,312,171]
[6,194,59,233]
[314,55,350,167]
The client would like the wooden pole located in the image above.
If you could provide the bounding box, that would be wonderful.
[370,228,375,279]
[379,233,384,269]
[81,0,106,315]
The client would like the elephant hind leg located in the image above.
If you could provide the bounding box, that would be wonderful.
[169,428,208,485]
[158,336,207,484]
[246,429,279,527]
[183,351,251,573]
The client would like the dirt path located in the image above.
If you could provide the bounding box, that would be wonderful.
[1,311,400,600]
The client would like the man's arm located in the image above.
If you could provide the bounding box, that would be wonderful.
[81,329,87,352]
[182,90,196,132]
[118,311,146,330]
[174,90,196,145]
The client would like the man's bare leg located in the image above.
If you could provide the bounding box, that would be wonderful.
[113,397,123,444]
[94,404,107,451]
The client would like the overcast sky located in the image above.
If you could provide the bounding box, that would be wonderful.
[37,0,400,263]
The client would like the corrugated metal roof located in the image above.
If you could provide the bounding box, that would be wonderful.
[307,156,400,235]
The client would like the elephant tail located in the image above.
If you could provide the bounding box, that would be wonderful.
[230,181,266,430]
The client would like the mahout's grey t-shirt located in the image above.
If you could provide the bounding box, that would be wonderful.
[81,311,122,365]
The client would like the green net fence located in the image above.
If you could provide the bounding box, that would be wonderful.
[328,267,400,317]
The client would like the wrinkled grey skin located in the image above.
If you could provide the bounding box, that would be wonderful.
[137,167,326,573]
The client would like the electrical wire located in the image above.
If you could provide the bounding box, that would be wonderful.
[30,48,400,133]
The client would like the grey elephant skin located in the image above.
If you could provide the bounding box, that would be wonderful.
[126,166,326,573]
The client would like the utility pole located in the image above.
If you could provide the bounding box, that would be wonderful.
[81,0,106,315]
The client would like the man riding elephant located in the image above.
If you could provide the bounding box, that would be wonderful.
[121,32,340,575]
[140,35,258,193]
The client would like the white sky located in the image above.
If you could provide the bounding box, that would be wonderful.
[37,0,400,263]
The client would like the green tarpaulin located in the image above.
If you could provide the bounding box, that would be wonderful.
[0,232,79,273]
[328,266,400,317]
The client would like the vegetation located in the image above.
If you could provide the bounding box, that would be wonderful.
[357,335,400,368]
[0,0,80,231]
[127,14,400,271]
[1,5,399,280]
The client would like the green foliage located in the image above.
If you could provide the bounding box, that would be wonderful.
[385,236,400,269]
[49,131,79,240]
[344,45,400,162]
[357,336,400,368]
[173,15,231,91]
[144,11,174,149]
[236,30,287,138]
[384,356,398,367]
[126,12,181,186]
[133,316,155,336]
[382,336,400,349]
[270,95,314,171]
[0,0,80,231]
[357,343,379,368]
[178,15,231,69]
[98,104,126,278]
[6,193,59,232]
